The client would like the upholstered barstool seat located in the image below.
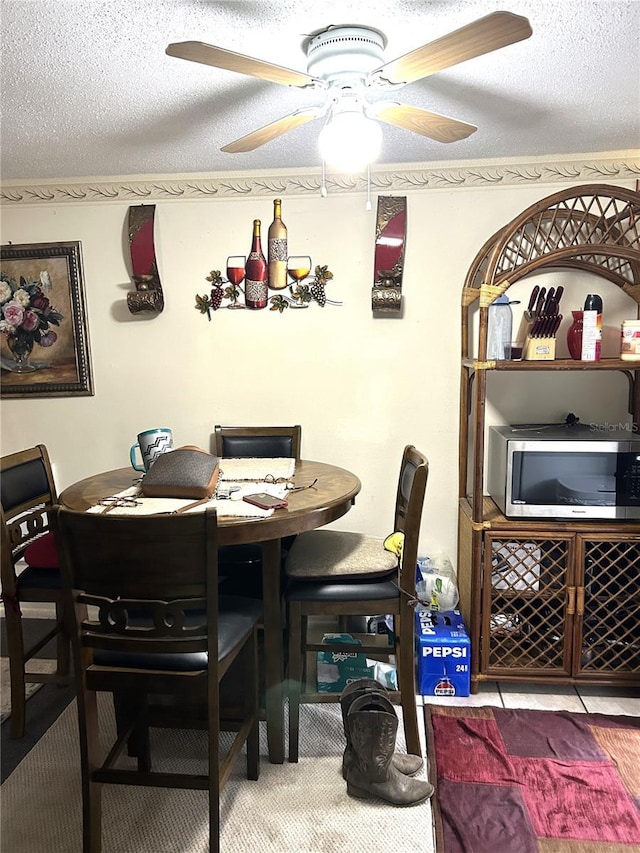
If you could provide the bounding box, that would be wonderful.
[286,531,398,582]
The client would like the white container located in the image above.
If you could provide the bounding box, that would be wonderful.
[581,309,601,361]
[620,319,640,360]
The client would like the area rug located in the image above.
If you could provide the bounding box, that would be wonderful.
[424,705,640,853]
[0,657,57,723]
[1,695,434,852]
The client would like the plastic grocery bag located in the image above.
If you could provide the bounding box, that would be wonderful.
[415,554,459,611]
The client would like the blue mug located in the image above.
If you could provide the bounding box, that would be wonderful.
[130,428,173,472]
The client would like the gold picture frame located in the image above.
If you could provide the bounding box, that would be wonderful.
[1,241,93,398]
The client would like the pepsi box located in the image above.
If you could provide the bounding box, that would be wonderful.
[415,610,470,697]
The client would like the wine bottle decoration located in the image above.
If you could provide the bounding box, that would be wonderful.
[194,256,339,315]
[245,219,268,309]
[268,198,288,290]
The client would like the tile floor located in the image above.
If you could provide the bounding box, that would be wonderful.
[419,680,640,716]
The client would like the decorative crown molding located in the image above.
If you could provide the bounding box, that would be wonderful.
[1,152,638,205]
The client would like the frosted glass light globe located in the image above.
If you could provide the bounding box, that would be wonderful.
[318,110,382,173]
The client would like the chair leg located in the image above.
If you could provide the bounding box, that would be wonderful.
[3,605,27,739]
[55,600,71,678]
[246,628,260,781]
[397,613,421,756]
[287,601,302,763]
[78,690,103,853]
[208,680,221,853]
[84,778,102,853]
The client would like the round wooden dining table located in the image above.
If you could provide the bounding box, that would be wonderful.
[59,459,361,764]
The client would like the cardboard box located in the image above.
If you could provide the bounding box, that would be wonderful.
[316,633,376,693]
[415,610,471,697]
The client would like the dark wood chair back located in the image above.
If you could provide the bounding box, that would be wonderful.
[394,444,429,598]
[1,444,70,738]
[52,507,259,853]
[214,425,301,459]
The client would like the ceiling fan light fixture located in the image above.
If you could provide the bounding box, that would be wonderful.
[167,12,532,161]
[318,102,382,173]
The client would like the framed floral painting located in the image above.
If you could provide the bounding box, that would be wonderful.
[0,241,93,398]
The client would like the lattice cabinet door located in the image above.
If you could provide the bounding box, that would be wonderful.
[575,535,640,680]
[481,533,575,676]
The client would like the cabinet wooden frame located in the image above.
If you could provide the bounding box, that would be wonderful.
[457,184,640,694]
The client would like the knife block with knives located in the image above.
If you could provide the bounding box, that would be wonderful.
[519,285,564,361]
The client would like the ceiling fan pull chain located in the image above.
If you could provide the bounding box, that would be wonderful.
[366,164,372,211]
[320,159,328,198]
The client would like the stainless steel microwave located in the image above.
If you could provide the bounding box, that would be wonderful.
[487,424,640,520]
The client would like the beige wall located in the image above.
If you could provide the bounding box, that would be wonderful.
[1,158,637,564]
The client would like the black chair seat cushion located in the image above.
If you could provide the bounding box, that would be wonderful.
[17,564,63,591]
[286,577,399,603]
[93,595,262,671]
[285,530,398,581]
[24,531,59,569]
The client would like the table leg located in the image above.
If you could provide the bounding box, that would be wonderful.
[261,537,284,764]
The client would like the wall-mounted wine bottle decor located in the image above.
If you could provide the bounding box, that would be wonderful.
[194,199,341,317]
[126,204,164,315]
[194,263,341,317]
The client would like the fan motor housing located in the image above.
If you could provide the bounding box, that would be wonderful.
[306,25,386,82]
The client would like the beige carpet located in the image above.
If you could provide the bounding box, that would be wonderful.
[1,693,434,852]
[0,658,57,723]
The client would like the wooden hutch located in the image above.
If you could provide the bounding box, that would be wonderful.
[457,184,640,692]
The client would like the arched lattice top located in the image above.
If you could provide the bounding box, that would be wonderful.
[463,184,640,306]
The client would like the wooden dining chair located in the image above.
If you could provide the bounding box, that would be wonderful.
[214,425,301,600]
[285,444,429,762]
[1,444,70,738]
[52,507,260,853]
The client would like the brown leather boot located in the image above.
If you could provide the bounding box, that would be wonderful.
[345,694,434,806]
[340,678,423,778]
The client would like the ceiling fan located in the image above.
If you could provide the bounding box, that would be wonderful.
[166,11,532,163]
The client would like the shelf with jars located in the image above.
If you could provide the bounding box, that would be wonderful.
[457,183,640,695]
[194,199,341,316]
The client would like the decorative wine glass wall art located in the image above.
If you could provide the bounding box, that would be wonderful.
[225,256,246,309]
[194,260,339,316]
[286,255,312,308]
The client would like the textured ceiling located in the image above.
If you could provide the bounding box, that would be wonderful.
[1,0,639,182]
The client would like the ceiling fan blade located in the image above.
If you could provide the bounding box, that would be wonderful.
[221,107,325,153]
[372,11,532,85]
[166,41,320,88]
[369,102,476,144]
